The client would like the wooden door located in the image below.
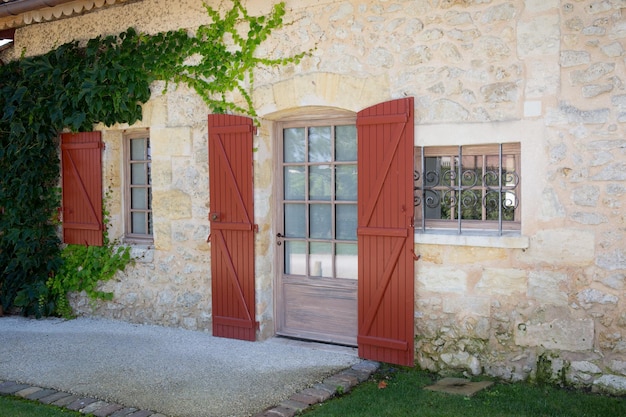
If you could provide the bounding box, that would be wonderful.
[357,98,415,366]
[208,114,257,341]
[61,132,103,247]
[276,118,358,346]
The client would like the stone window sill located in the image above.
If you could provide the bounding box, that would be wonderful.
[415,230,529,249]
[122,244,154,263]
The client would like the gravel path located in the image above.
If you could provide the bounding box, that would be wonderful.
[0,316,360,417]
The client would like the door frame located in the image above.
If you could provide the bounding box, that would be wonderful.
[272,109,358,345]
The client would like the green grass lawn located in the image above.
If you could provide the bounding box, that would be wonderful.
[2,367,624,417]
[304,366,626,417]
[0,396,84,417]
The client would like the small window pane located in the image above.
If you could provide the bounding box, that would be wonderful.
[309,165,331,201]
[336,243,357,279]
[130,138,146,160]
[131,188,147,209]
[131,212,146,234]
[336,204,357,240]
[310,204,331,239]
[131,163,146,185]
[285,204,306,238]
[285,240,306,275]
[308,126,332,162]
[284,128,305,163]
[284,166,305,200]
[309,242,332,278]
[335,125,357,161]
[460,189,482,220]
[336,165,357,201]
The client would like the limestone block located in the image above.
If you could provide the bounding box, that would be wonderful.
[602,272,625,290]
[151,127,192,157]
[539,187,566,220]
[476,268,527,296]
[445,10,473,26]
[417,28,443,43]
[400,46,432,66]
[449,246,508,264]
[611,20,626,39]
[582,25,606,36]
[480,82,518,103]
[591,162,626,180]
[142,95,167,128]
[442,296,491,317]
[560,51,590,68]
[606,183,626,198]
[525,60,559,98]
[565,16,584,32]
[153,189,192,220]
[596,248,626,270]
[528,271,569,306]
[570,185,600,207]
[151,159,173,190]
[610,360,626,376]
[559,103,610,124]
[367,47,395,69]
[570,63,615,84]
[601,42,624,57]
[440,351,481,375]
[517,15,559,57]
[576,288,619,308]
[571,361,602,374]
[154,223,171,251]
[586,1,613,14]
[514,318,594,351]
[424,98,470,123]
[571,212,608,225]
[522,229,595,266]
[480,3,517,24]
[418,265,468,293]
[166,84,209,127]
[475,36,511,62]
[592,375,626,395]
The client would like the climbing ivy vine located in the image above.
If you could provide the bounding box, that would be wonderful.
[0,0,305,316]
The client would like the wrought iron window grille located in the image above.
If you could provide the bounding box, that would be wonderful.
[414,144,520,236]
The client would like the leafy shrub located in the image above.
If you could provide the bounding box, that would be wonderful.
[0,1,304,315]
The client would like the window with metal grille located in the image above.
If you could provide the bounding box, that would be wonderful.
[124,129,152,241]
[414,143,521,235]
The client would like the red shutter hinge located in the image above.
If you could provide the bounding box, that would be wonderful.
[411,249,420,261]
[206,233,211,243]
[253,224,259,233]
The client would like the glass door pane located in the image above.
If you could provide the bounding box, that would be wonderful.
[282,123,357,279]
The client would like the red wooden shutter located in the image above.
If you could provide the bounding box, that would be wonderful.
[357,98,415,366]
[208,114,257,341]
[61,132,103,247]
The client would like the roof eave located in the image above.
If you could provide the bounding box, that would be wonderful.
[0,0,76,18]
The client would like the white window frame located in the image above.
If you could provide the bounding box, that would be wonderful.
[123,129,153,243]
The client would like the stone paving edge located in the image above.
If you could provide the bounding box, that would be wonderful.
[0,360,380,417]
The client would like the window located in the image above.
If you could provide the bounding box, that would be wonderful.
[280,120,358,279]
[124,130,152,241]
[414,143,521,234]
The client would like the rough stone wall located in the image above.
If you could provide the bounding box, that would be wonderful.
[5,0,625,392]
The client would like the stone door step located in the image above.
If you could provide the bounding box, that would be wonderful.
[424,377,494,397]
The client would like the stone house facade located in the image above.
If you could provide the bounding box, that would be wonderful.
[1,0,625,393]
